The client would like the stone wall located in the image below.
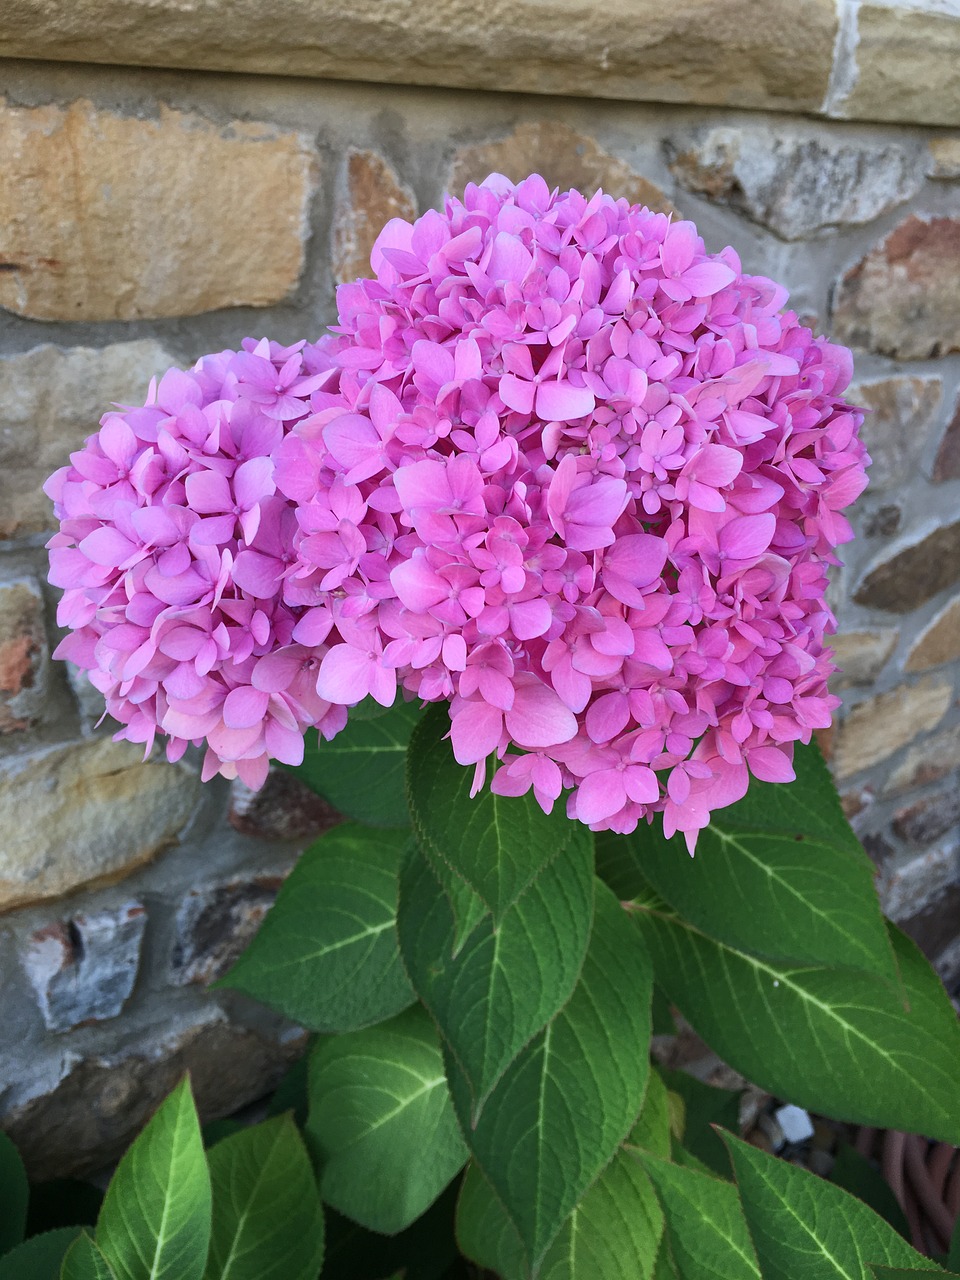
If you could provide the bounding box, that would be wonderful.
[1,3,959,1174]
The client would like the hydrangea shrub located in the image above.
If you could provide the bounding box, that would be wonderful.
[39,177,960,1280]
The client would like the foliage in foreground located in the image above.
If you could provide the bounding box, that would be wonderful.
[5,696,960,1279]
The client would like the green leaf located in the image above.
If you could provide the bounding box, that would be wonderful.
[322,1184,460,1280]
[397,828,594,1121]
[606,742,894,978]
[830,1144,910,1241]
[407,703,574,919]
[204,1115,323,1280]
[306,1005,467,1234]
[659,1069,740,1177]
[873,1271,960,1279]
[61,1232,117,1280]
[722,1131,940,1278]
[632,901,960,1143]
[653,1235,680,1279]
[457,1069,671,1280]
[0,1228,79,1279]
[265,1054,311,1128]
[639,1155,761,1280]
[96,1077,211,1280]
[219,825,415,1032]
[296,698,423,827]
[448,882,652,1268]
[0,1128,28,1253]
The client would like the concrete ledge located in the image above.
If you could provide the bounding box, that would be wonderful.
[0,1,958,126]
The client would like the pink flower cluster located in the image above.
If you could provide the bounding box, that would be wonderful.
[46,174,868,847]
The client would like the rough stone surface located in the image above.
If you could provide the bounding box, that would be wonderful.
[932,394,960,484]
[904,596,960,673]
[228,769,341,842]
[0,98,317,321]
[0,1010,306,1180]
[893,792,960,847]
[0,738,199,910]
[853,520,960,614]
[879,840,959,922]
[0,1,839,115]
[828,628,898,690]
[861,504,902,539]
[0,341,175,539]
[928,136,960,179]
[0,574,48,733]
[885,724,960,794]
[832,677,953,779]
[21,902,146,1032]
[832,216,960,360]
[843,4,960,127]
[668,126,923,240]
[900,881,960,968]
[849,376,942,492]
[170,867,295,986]
[450,121,675,213]
[332,149,416,285]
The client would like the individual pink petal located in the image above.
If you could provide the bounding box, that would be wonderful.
[504,681,577,749]
[223,685,270,728]
[535,381,595,423]
[450,700,503,764]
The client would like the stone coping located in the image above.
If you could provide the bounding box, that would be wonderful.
[1,0,959,127]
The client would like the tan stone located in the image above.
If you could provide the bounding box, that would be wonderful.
[832,216,960,360]
[0,575,48,733]
[853,521,960,614]
[849,376,942,491]
[904,596,960,673]
[0,1,839,115]
[0,340,175,539]
[332,149,417,285]
[828,628,898,691]
[928,136,960,179]
[832,677,953,779]
[843,5,960,128]
[0,98,317,321]
[932,394,960,484]
[0,738,199,910]
[451,121,675,213]
[885,724,960,794]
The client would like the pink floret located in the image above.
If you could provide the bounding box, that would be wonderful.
[47,176,869,848]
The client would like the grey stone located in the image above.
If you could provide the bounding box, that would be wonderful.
[853,520,960,613]
[22,901,146,1032]
[893,792,960,847]
[667,126,925,240]
[0,1009,307,1180]
[228,769,341,842]
[170,869,294,986]
[0,573,48,735]
[879,839,959,922]
[885,724,960,794]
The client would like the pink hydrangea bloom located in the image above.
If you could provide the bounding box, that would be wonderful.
[45,337,347,788]
[46,175,868,849]
[275,175,867,849]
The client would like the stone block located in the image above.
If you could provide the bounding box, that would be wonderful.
[932,394,960,484]
[843,5,960,128]
[853,520,960,614]
[904,595,960,673]
[832,216,960,359]
[884,724,960,794]
[0,341,175,539]
[0,1009,306,1180]
[861,504,902,540]
[450,121,675,213]
[228,769,341,842]
[828,628,898,691]
[0,574,48,733]
[928,136,960,180]
[668,126,923,240]
[332,149,416,285]
[0,99,317,322]
[21,902,146,1032]
[879,840,959,922]
[170,866,296,986]
[849,376,942,492]
[893,792,960,847]
[0,738,199,911]
[0,1,839,116]
[832,677,953,779]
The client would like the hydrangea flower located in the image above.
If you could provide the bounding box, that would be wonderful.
[47,174,868,849]
[44,337,346,789]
